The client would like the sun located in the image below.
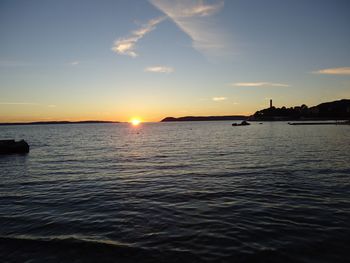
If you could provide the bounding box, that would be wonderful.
[130,118,141,126]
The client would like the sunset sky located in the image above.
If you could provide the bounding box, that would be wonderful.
[1,0,350,122]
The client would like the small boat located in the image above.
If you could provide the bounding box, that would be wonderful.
[232,120,250,126]
[0,140,30,154]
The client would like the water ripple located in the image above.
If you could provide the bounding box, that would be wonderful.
[0,122,350,262]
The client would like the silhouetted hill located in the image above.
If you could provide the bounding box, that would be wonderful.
[0,120,120,126]
[161,116,247,122]
[251,99,350,121]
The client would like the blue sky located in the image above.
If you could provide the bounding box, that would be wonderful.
[1,0,350,122]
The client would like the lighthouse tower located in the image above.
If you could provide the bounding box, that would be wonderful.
[270,99,273,108]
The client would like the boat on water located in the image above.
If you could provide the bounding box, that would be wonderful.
[232,121,250,126]
[0,140,30,154]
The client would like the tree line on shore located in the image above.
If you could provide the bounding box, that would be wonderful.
[251,99,350,120]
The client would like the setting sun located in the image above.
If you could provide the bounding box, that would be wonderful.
[130,118,141,126]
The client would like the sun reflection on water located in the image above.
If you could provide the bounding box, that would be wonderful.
[130,118,141,126]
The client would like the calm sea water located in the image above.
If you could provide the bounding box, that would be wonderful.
[0,122,349,262]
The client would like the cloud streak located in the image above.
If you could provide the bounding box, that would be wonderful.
[160,0,224,18]
[112,16,166,57]
[112,1,227,58]
[150,0,227,57]
[233,82,290,87]
[212,97,227,101]
[145,66,174,73]
[313,67,350,75]
[70,61,80,66]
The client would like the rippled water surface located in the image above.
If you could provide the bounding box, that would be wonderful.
[1,122,350,262]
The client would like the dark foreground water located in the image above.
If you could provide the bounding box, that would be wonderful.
[0,122,349,262]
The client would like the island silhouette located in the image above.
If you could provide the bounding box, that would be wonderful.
[161,115,247,122]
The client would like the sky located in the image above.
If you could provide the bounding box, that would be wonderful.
[1,0,350,122]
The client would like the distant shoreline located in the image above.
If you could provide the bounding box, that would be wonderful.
[160,117,349,123]
[2,98,349,125]
[161,116,248,122]
[0,121,120,126]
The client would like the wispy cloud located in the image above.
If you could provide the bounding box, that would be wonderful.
[145,66,174,73]
[112,16,166,57]
[150,0,228,57]
[159,0,224,18]
[48,104,57,108]
[112,1,227,58]
[233,82,290,87]
[313,67,350,75]
[70,61,80,66]
[212,97,227,101]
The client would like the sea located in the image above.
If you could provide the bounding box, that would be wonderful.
[0,121,349,262]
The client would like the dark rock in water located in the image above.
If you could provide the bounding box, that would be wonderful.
[0,140,30,154]
[232,121,250,126]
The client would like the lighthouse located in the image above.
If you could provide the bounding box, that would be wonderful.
[270,99,273,108]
